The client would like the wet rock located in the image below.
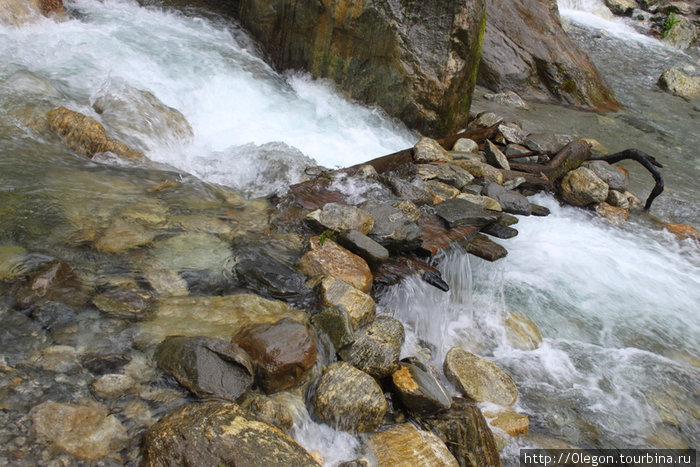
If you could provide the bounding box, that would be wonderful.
[391,360,451,415]
[483,183,531,216]
[424,180,461,202]
[464,234,508,261]
[414,137,452,163]
[141,402,318,466]
[657,68,700,99]
[337,229,390,267]
[298,236,373,293]
[481,222,518,239]
[452,138,479,153]
[240,393,295,432]
[604,0,636,15]
[338,315,404,378]
[169,214,233,237]
[94,218,158,253]
[486,408,530,437]
[658,221,700,240]
[235,250,313,304]
[560,167,610,207]
[423,398,502,467]
[361,201,423,252]
[47,107,144,159]
[623,190,644,211]
[499,213,519,226]
[314,362,387,433]
[119,200,168,226]
[662,16,699,50]
[0,0,64,25]
[484,91,529,110]
[318,276,376,330]
[0,245,29,281]
[143,293,307,344]
[606,189,630,209]
[156,336,254,399]
[355,164,379,179]
[505,312,542,351]
[444,347,518,405]
[233,318,317,394]
[392,200,421,222]
[338,459,371,467]
[306,202,374,235]
[452,159,504,185]
[594,202,630,225]
[92,281,155,320]
[370,423,459,466]
[435,198,500,229]
[14,260,89,309]
[30,401,129,461]
[382,176,434,206]
[28,300,77,332]
[312,306,355,351]
[484,140,510,170]
[143,267,189,297]
[31,345,82,373]
[150,232,234,273]
[456,193,502,211]
[468,112,503,130]
[91,373,137,399]
[583,160,628,191]
[529,203,551,216]
[81,353,132,375]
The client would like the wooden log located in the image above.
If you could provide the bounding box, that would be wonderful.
[508,140,591,182]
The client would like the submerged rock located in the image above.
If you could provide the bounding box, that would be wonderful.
[370,423,459,467]
[486,408,530,437]
[235,250,313,304]
[92,281,155,320]
[233,318,317,394]
[338,315,404,378]
[141,402,319,466]
[298,236,373,293]
[314,362,386,433]
[155,336,254,400]
[504,312,543,351]
[14,260,90,309]
[444,347,518,405]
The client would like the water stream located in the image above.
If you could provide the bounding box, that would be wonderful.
[0,0,698,465]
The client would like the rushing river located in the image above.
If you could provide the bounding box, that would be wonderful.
[0,0,698,465]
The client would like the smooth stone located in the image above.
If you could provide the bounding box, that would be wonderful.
[318,276,376,330]
[434,198,499,229]
[141,402,318,466]
[484,140,510,170]
[338,315,404,378]
[382,176,434,206]
[451,159,504,185]
[143,268,189,297]
[298,236,373,293]
[30,401,129,461]
[150,232,234,272]
[483,183,531,216]
[361,201,423,252]
[413,137,452,162]
[311,306,355,351]
[391,360,451,415]
[233,318,317,394]
[423,398,502,467]
[468,111,503,130]
[529,204,551,216]
[370,423,458,467]
[306,202,374,235]
[498,213,519,226]
[0,245,28,281]
[560,167,609,207]
[481,222,518,239]
[464,234,508,261]
[337,229,390,267]
[82,353,132,375]
[155,336,254,399]
[92,282,155,320]
[486,408,530,437]
[456,192,502,212]
[31,345,81,373]
[658,67,700,99]
[14,260,89,309]
[443,347,518,405]
[583,160,628,191]
[91,373,137,399]
[452,138,478,153]
[168,214,232,237]
[240,393,295,432]
[484,91,529,110]
[235,250,313,304]
[505,312,543,351]
[119,201,168,226]
[314,362,387,433]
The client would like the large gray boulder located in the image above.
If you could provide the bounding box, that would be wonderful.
[479,0,620,111]
[232,0,487,135]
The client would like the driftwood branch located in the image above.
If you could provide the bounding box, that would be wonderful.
[589,149,664,210]
[508,140,591,181]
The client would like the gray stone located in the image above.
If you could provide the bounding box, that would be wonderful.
[338,315,405,378]
[360,201,423,252]
[312,306,355,351]
[662,16,698,51]
[337,229,390,266]
[428,163,476,190]
[658,68,700,99]
[503,176,526,191]
[392,200,421,222]
[505,144,537,163]
[483,183,531,216]
[451,159,504,185]
[583,160,628,191]
[141,402,318,466]
[444,347,518,405]
[452,138,478,153]
[91,373,137,399]
[155,336,254,400]
[498,122,527,144]
[524,132,573,154]
[423,180,461,201]
[314,362,387,433]
[604,0,636,15]
[391,360,452,415]
[382,176,434,206]
[92,282,155,320]
[306,202,374,235]
[468,112,503,129]
[234,250,313,304]
[434,198,499,228]
[456,192,502,211]
[560,167,609,207]
[484,91,529,109]
[484,140,511,170]
[606,189,630,209]
[481,222,518,239]
[414,137,452,162]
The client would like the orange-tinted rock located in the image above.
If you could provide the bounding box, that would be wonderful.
[659,222,699,241]
[298,236,373,293]
[14,260,89,308]
[485,408,530,437]
[233,318,317,394]
[40,0,63,15]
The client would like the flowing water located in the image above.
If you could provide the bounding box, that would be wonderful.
[0,0,698,465]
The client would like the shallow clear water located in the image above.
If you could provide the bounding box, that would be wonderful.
[0,0,698,465]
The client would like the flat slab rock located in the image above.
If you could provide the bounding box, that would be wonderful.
[434,198,499,229]
[443,347,518,405]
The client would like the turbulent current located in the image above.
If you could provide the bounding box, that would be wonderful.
[0,0,698,465]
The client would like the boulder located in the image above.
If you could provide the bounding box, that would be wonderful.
[560,167,610,207]
[306,202,374,235]
[391,360,452,415]
[47,107,144,160]
[478,0,620,111]
[370,423,459,467]
[432,163,476,190]
[240,393,295,432]
[504,312,543,351]
[443,347,518,405]
[155,336,254,399]
[30,401,129,461]
[452,138,479,153]
[662,16,699,50]
[318,276,376,330]
[414,137,452,162]
[298,236,373,293]
[604,0,636,15]
[583,160,628,191]
[314,362,387,433]
[658,68,700,99]
[423,398,502,467]
[464,234,508,261]
[338,315,404,378]
[337,229,390,267]
[233,318,317,394]
[497,123,527,145]
[232,0,487,135]
[484,140,510,170]
[434,198,500,228]
[452,159,504,185]
[360,201,423,252]
[141,402,318,466]
[312,306,355,351]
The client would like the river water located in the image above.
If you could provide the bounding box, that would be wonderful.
[0,0,697,465]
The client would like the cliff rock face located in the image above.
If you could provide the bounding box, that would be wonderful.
[232,0,487,136]
[479,0,620,111]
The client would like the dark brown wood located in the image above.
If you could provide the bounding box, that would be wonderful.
[508,140,590,182]
[418,211,481,257]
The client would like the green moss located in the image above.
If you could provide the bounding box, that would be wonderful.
[561,79,578,94]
